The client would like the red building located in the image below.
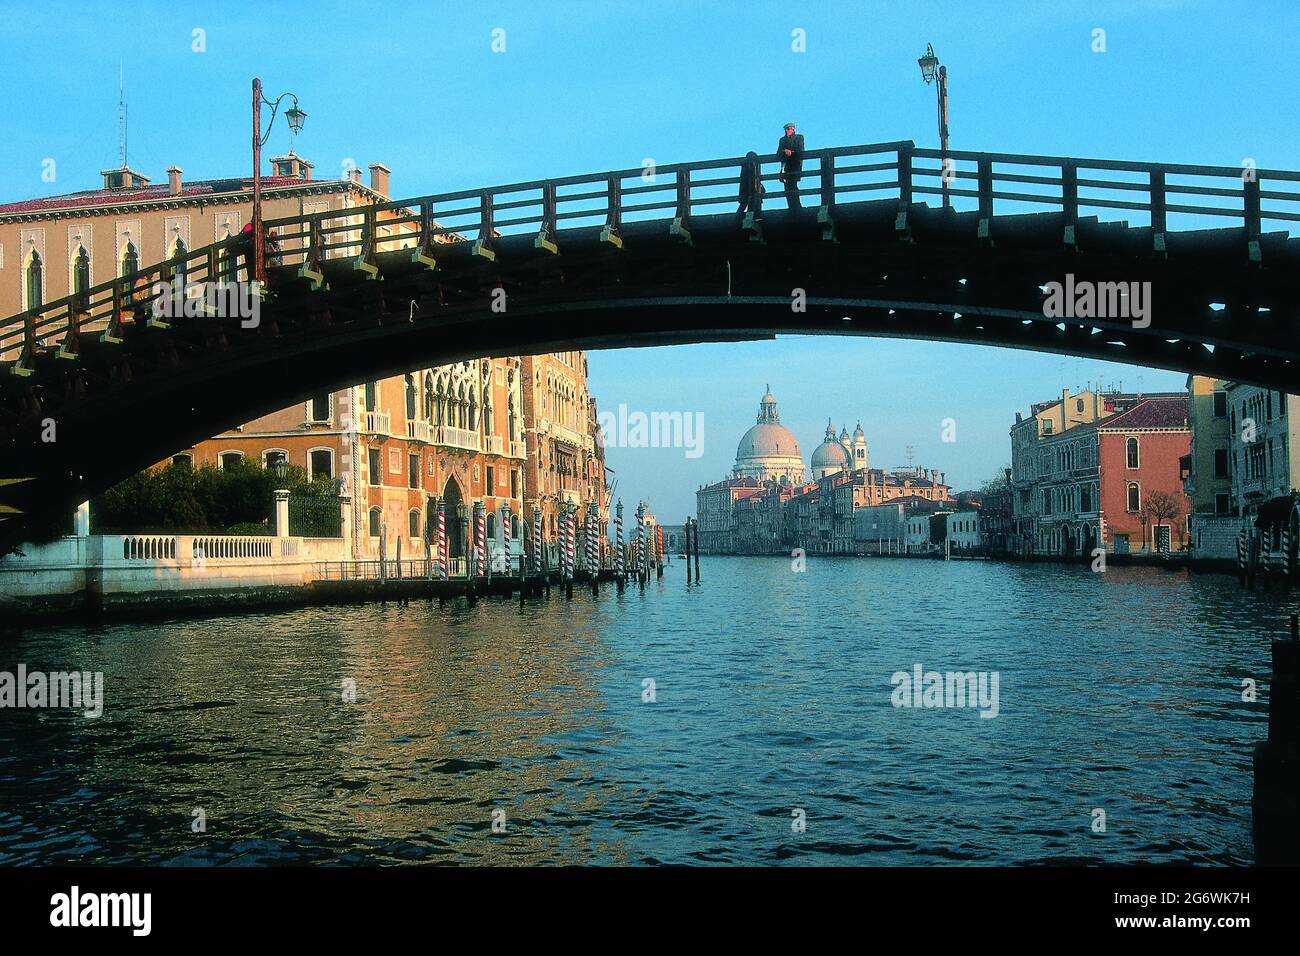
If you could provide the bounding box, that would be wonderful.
[1096,397,1193,554]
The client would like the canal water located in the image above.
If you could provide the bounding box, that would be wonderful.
[1,558,1294,865]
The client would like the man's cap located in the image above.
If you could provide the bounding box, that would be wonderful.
[784,123,796,130]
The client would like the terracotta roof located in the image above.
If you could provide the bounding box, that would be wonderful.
[1095,396,1190,431]
[0,176,342,215]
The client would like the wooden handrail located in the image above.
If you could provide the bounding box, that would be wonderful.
[5,139,1300,367]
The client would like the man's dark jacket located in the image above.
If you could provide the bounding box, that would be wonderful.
[777,133,805,180]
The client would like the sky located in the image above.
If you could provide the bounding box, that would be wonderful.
[2,1,1296,522]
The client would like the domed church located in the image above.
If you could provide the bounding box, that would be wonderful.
[811,419,869,479]
[733,386,806,484]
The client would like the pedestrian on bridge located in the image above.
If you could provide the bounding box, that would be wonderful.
[777,122,805,209]
[738,151,765,223]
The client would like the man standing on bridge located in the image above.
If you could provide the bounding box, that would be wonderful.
[777,122,805,209]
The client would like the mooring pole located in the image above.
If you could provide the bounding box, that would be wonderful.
[615,499,625,594]
[636,501,646,590]
[1254,613,1300,864]
[692,516,701,581]
[685,521,693,585]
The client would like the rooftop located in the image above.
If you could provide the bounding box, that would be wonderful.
[0,174,357,217]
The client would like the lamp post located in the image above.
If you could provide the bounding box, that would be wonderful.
[251,78,306,284]
[916,43,950,209]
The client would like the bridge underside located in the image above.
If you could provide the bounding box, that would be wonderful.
[2,198,1297,548]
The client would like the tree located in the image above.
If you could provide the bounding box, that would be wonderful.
[90,459,334,535]
[1141,489,1184,552]
[977,466,1013,499]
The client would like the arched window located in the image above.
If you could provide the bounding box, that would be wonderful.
[408,509,421,538]
[424,374,434,423]
[171,453,193,468]
[468,387,478,431]
[120,241,139,277]
[434,380,445,425]
[369,508,383,537]
[364,381,377,413]
[25,251,42,309]
[263,449,288,469]
[219,451,244,470]
[72,247,90,308]
[1126,482,1141,513]
[511,515,520,538]
[405,374,417,420]
[486,512,497,538]
[1126,437,1140,469]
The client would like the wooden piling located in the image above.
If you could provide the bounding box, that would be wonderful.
[1254,613,1300,864]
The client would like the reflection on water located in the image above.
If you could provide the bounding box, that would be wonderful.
[1,559,1293,865]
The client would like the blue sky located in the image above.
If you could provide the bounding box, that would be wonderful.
[2,1,1296,521]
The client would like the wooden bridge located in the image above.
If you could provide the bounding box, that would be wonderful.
[2,139,1299,547]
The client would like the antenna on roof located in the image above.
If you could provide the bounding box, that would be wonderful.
[118,62,128,168]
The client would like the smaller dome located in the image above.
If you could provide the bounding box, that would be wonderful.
[812,440,851,470]
[854,421,865,439]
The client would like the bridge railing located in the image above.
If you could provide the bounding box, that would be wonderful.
[6,141,1300,372]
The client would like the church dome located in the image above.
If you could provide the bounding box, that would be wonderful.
[811,419,851,477]
[811,439,851,471]
[732,386,805,485]
[737,422,801,460]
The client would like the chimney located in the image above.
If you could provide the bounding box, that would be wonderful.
[368,162,391,197]
[166,166,182,196]
[346,167,362,185]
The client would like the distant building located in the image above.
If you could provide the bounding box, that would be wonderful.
[1183,375,1236,561]
[946,510,982,551]
[697,384,953,555]
[1010,388,1191,556]
[854,496,946,553]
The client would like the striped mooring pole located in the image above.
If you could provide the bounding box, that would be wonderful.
[567,506,577,577]
[615,499,625,593]
[501,502,512,575]
[636,501,646,587]
[437,496,448,580]
[474,501,486,579]
[587,506,600,595]
[532,505,543,575]
[1281,519,1292,578]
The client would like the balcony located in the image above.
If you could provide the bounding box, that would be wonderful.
[485,435,504,455]
[509,440,527,459]
[407,419,431,443]
[433,425,481,453]
[362,410,391,436]
[549,420,587,449]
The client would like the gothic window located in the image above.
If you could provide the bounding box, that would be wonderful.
[120,241,139,277]
[1126,437,1140,469]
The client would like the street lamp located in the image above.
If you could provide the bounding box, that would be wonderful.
[251,78,306,284]
[916,43,950,209]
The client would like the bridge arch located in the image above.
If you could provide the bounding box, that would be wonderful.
[3,140,1300,549]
